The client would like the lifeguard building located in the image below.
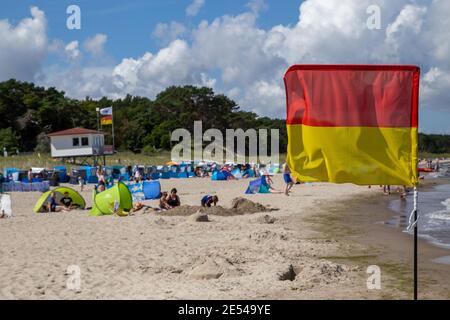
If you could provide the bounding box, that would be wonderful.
[48,127,112,165]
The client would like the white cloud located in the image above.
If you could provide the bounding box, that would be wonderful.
[240,80,285,115]
[246,0,269,15]
[186,0,205,17]
[421,67,450,112]
[3,1,450,132]
[40,0,450,119]
[0,7,47,81]
[65,41,80,60]
[152,22,186,44]
[83,33,107,57]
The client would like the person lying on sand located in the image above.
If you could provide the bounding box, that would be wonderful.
[201,195,219,207]
[131,202,144,212]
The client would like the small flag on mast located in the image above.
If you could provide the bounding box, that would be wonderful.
[100,107,112,116]
[101,115,113,125]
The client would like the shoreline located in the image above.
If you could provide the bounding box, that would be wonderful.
[299,180,450,299]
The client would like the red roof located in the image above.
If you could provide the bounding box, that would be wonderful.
[48,127,103,137]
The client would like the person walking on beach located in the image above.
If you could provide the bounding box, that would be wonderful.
[97,169,107,187]
[400,186,407,199]
[78,175,85,192]
[27,168,33,183]
[282,162,294,196]
[435,158,440,172]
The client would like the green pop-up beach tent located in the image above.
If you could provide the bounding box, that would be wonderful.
[33,187,86,213]
[90,182,133,216]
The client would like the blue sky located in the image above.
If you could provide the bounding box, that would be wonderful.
[1,0,301,64]
[0,0,449,133]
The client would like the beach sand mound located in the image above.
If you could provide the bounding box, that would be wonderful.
[186,257,244,280]
[230,197,272,214]
[190,211,209,222]
[160,197,275,217]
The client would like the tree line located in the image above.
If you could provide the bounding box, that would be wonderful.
[419,133,450,154]
[1,79,449,156]
[0,79,286,155]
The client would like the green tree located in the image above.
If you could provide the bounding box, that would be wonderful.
[0,127,19,152]
[34,132,51,154]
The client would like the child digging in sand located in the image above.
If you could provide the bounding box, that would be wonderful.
[201,195,219,207]
[159,191,171,210]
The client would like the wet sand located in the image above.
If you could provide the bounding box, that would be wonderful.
[296,181,450,299]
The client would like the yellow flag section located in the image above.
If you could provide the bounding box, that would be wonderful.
[284,65,420,187]
[287,125,418,186]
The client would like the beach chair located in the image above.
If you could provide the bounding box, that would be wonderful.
[160,166,170,179]
[53,166,69,182]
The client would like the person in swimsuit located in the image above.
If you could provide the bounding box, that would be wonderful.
[282,162,294,196]
[97,169,106,187]
[201,195,219,207]
[27,168,33,183]
[166,188,180,207]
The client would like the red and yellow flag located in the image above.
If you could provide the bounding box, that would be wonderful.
[101,115,113,125]
[284,65,420,186]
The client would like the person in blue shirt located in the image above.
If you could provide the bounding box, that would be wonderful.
[44,192,70,212]
[201,195,219,207]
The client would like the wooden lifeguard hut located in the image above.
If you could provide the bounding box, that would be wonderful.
[48,127,112,165]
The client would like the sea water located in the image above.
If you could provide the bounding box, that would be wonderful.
[388,174,450,251]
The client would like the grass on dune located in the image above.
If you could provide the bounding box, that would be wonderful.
[419,152,450,159]
[0,151,287,171]
[0,151,172,171]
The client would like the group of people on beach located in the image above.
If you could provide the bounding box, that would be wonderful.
[42,191,77,213]
[157,187,219,211]
[380,185,408,199]
[423,158,441,171]
[158,188,181,210]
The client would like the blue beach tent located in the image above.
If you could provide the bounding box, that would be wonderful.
[245,176,271,194]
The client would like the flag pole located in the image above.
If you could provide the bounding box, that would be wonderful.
[111,106,115,153]
[413,186,418,300]
[96,107,100,131]
[408,186,419,300]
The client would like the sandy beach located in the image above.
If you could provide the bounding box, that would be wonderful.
[0,175,449,299]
